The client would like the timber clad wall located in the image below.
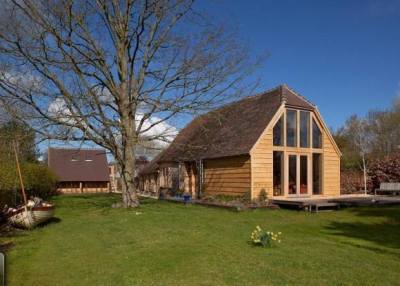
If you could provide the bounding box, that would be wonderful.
[57,182,109,193]
[250,109,341,199]
[250,129,273,199]
[141,174,158,195]
[203,155,251,196]
[322,133,340,196]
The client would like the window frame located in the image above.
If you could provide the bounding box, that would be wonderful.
[270,108,324,197]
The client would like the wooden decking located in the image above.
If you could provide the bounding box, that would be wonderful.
[271,195,400,212]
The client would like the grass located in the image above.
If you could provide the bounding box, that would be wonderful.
[2,194,400,286]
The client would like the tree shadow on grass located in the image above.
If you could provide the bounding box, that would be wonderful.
[0,217,61,252]
[0,223,27,252]
[139,198,163,206]
[36,217,61,228]
[57,194,120,210]
[324,206,400,250]
[0,241,14,252]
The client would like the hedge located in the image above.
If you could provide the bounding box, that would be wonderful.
[0,163,57,207]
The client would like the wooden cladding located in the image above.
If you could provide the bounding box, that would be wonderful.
[137,107,340,200]
[57,181,109,193]
[251,106,340,199]
[203,155,251,196]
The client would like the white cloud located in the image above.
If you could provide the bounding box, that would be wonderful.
[47,97,77,125]
[136,113,178,146]
[47,97,178,150]
[0,70,42,90]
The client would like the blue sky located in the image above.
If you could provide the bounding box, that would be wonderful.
[198,0,400,129]
[39,0,400,156]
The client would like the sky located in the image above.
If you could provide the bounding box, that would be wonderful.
[198,0,400,130]
[37,0,400,157]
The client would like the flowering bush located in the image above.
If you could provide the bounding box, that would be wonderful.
[250,226,282,247]
[368,153,400,191]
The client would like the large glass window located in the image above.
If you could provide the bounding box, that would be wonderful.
[288,155,297,195]
[312,119,322,148]
[313,154,322,194]
[300,111,310,148]
[273,115,284,146]
[273,151,284,196]
[286,110,297,147]
[300,156,308,194]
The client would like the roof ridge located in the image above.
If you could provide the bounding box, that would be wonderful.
[48,147,107,151]
[280,85,287,104]
[282,84,315,107]
[202,85,283,115]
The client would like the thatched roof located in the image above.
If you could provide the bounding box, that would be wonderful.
[139,85,314,175]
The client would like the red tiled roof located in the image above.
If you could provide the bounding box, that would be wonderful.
[48,148,109,182]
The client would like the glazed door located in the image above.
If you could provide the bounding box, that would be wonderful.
[287,154,310,196]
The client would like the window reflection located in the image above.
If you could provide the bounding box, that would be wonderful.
[273,115,284,146]
[312,119,322,148]
[300,111,310,148]
[286,110,297,147]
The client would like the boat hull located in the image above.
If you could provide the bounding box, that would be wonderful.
[8,205,55,229]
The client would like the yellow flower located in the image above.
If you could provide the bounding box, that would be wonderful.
[278,232,282,235]
[278,240,281,243]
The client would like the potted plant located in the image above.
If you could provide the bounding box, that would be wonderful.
[183,191,191,204]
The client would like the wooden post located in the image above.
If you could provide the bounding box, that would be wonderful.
[80,182,83,193]
[13,140,27,205]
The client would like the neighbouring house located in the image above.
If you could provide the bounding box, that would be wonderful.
[48,148,110,193]
[138,85,341,200]
[109,163,120,193]
[109,156,149,192]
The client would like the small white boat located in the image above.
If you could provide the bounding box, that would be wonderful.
[6,140,56,229]
[7,202,55,229]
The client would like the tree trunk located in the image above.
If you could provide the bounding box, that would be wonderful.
[119,113,140,207]
[120,146,140,207]
[362,154,367,195]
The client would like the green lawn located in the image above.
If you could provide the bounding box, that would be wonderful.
[2,194,400,286]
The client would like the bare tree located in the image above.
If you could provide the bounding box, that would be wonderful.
[0,0,261,207]
[345,115,370,194]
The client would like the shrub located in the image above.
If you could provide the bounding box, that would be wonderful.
[175,188,185,196]
[340,170,372,194]
[0,162,57,207]
[201,195,215,202]
[214,194,238,202]
[258,189,268,202]
[368,153,400,190]
[250,226,282,247]
[242,190,252,203]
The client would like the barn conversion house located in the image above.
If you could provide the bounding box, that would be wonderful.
[48,148,110,193]
[138,85,341,200]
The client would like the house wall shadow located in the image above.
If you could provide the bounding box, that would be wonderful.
[324,206,400,250]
